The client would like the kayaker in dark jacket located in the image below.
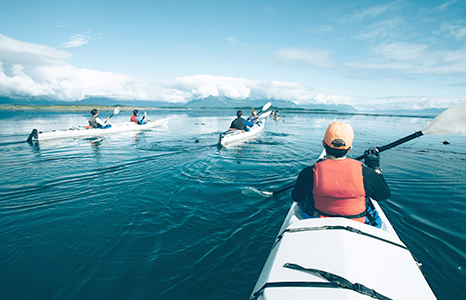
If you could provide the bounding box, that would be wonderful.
[88,109,111,129]
[292,121,390,227]
[230,110,255,131]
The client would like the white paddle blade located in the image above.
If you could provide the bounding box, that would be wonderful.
[241,187,273,197]
[114,107,121,115]
[422,100,466,135]
[261,102,272,112]
[259,110,272,118]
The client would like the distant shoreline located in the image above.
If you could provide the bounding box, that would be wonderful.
[0,104,435,119]
[0,105,183,111]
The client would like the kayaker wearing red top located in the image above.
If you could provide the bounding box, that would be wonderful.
[292,121,390,227]
[130,110,146,125]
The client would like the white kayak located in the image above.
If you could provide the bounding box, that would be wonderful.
[250,155,437,300]
[27,117,171,142]
[218,119,266,147]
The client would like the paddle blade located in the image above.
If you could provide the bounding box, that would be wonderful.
[113,106,121,115]
[423,100,466,135]
[261,102,272,112]
[241,187,273,197]
[259,110,272,118]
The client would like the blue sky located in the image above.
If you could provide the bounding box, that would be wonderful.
[0,0,465,110]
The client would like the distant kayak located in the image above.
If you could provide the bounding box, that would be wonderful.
[218,119,266,147]
[27,117,170,142]
[250,152,437,300]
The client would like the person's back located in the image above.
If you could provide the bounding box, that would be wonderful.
[231,118,244,130]
[89,109,103,128]
[292,121,390,227]
[230,110,254,131]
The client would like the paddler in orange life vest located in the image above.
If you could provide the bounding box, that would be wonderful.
[292,121,390,227]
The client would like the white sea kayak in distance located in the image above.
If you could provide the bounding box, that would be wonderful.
[27,117,171,142]
[218,119,266,147]
[250,199,437,300]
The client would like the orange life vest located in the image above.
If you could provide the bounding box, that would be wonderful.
[313,158,366,223]
[130,115,137,123]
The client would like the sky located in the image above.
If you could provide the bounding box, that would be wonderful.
[0,0,465,111]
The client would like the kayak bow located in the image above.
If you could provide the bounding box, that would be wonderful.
[250,152,436,300]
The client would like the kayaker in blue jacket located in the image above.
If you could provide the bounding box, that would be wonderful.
[230,110,255,131]
[88,109,111,129]
[291,121,390,227]
[130,110,147,125]
[248,110,260,124]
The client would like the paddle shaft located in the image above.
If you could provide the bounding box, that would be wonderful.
[273,130,425,195]
[108,107,120,120]
[354,130,423,160]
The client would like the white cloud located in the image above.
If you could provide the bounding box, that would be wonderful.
[344,42,466,74]
[166,74,321,104]
[351,0,404,21]
[63,34,90,48]
[0,34,71,64]
[226,37,239,47]
[0,35,327,104]
[352,17,406,41]
[308,25,334,34]
[438,22,466,40]
[271,47,334,68]
[438,0,459,11]
[370,96,463,111]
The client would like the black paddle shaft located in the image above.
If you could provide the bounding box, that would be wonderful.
[273,130,424,195]
[354,130,424,160]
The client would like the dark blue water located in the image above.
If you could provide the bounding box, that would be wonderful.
[0,108,465,300]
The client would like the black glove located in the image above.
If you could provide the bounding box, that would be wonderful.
[364,148,380,169]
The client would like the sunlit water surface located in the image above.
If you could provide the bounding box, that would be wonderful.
[0,108,465,300]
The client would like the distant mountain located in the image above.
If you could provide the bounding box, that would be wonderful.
[184,96,299,109]
[0,95,355,112]
[299,103,357,113]
[75,97,178,108]
[365,108,444,116]
[0,96,62,106]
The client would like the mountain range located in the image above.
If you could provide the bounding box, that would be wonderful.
[0,95,358,112]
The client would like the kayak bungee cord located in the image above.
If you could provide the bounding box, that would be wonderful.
[273,224,409,251]
[250,262,393,300]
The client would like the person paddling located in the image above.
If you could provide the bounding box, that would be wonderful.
[291,121,390,227]
[230,110,255,131]
[130,110,146,125]
[88,109,111,129]
[248,110,260,124]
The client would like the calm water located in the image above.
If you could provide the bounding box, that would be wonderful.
[0,108,465,300]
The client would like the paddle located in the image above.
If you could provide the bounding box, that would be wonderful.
[108,106,120,119]
[258,110,272,118]
[257,102,272,115]
[257,100,466,196]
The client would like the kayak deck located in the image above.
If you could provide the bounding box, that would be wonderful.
[27,117,170,142]
[218,120,266,147]
[250,201,437,300]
